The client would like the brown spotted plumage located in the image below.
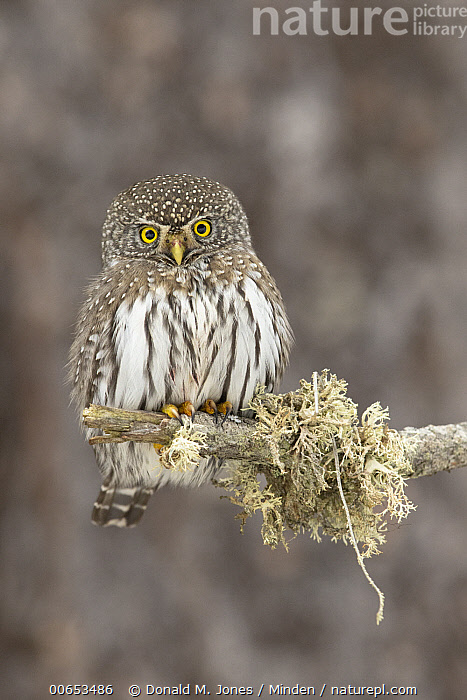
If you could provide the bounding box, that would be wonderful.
[69,175,293,527]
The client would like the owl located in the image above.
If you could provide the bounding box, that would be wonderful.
[70,175,293,527]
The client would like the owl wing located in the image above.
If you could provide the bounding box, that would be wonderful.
[68,274,115,413]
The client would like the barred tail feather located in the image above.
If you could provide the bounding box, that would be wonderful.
[92,476,155,527]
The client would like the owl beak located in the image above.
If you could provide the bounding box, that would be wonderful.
[170,239,185,265]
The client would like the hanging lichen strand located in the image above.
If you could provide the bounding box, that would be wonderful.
[217,371,416,555]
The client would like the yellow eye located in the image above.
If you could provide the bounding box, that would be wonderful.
[140,226,158,244]
[193,219,212,237]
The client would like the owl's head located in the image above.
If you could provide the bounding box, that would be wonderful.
[101,174,251,268]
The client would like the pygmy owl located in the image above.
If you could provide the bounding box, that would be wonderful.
[70,174,293,527]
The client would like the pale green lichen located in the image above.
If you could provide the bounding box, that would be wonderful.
[159,424,207,472]
[217,370,416,555]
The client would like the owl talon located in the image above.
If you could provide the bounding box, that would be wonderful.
[162,401,195,425]
[201,399,233,425]
[201,399,218,418]
[217,401,233,426]
[178,401,195,421]
[161,403,183,425]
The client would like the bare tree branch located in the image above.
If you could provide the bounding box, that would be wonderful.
[399,423,467,478]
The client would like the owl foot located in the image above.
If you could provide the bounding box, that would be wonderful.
[161,401,195,425]
[201,399,233,425]
[154,401,194,452]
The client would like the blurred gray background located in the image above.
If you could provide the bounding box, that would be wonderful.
[1,1,467,698]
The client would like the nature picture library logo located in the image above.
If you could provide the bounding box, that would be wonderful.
[253,2,467,38]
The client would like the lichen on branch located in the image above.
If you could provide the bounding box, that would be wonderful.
[83,371,467,554]
[216,371,415,554]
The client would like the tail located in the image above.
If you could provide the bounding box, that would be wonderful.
[92,475,155,527]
